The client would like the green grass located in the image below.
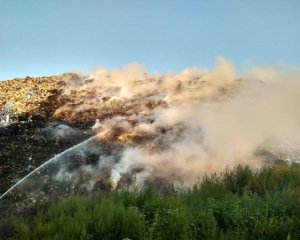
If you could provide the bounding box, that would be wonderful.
[1,164,300,239]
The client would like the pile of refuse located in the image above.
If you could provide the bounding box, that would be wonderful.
[0,76,63,118]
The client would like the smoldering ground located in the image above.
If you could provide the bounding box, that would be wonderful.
[56,58,300,187]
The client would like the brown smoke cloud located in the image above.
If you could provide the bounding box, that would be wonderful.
[55,58,300,188]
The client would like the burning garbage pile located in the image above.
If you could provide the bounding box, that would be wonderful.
[1,58,300,215]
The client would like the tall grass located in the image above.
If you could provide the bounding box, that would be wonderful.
[1,164,300,239]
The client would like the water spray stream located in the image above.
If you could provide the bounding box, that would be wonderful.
[0,135,98,201]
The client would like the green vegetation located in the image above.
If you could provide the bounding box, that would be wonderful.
[1,164,300,239]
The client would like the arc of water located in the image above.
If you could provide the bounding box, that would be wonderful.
[0,135,98,201]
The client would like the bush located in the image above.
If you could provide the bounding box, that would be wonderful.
[1,164,300,239]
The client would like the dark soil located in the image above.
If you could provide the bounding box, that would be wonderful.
[0,118,93,212]
[0,121,90,194]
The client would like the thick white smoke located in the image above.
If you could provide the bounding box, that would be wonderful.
[55,58,300,188]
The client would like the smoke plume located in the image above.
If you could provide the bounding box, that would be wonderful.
[51,58,300,188]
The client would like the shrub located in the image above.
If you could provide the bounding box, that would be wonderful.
[1,164,300,239]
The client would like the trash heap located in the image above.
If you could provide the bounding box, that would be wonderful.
[0,76,63,119]
[0,73,167,124]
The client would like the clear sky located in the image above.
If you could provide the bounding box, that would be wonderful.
[0,0,300,80]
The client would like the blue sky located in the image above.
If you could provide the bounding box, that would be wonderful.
[0,0,300,80]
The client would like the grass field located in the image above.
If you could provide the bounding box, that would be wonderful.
[1,164,300,239]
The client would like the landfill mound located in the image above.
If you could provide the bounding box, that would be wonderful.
[1,61,300,215]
